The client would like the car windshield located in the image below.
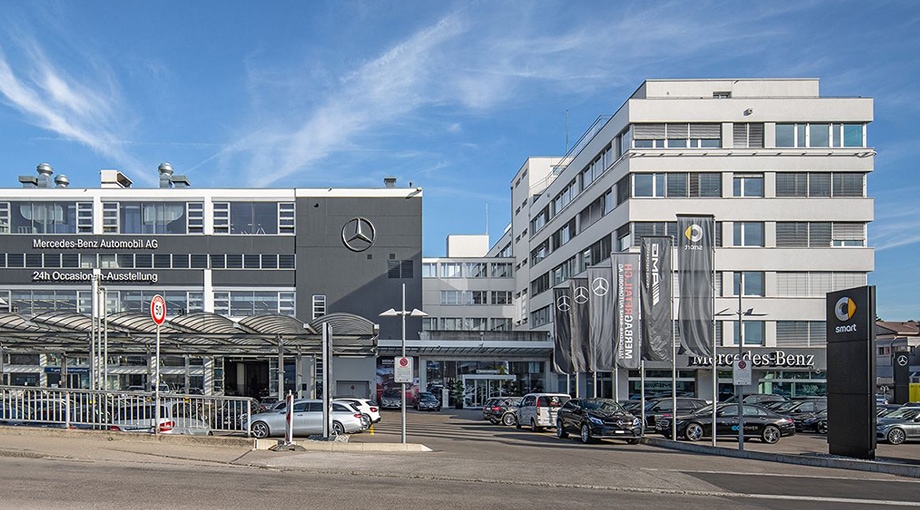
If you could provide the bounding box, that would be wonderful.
[583,399,624,413]
[885,407,920,420]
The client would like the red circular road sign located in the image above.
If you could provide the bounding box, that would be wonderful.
[150,294,167,325]
[398,357,409,367]
[738,360,747,370]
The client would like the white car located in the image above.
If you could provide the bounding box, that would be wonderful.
[111,401,212,435]
[246,399,364,438]
[336,398,381,425]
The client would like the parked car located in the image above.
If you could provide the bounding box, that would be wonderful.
[723,393,789,406]
[111,401,212,435]
[775,398,827,432]
[482,397,522,426]
[876,407,920,445]
[618,400,644,415]
[878,404,903,418]
[246,399,364,438]
[556,398,642,444]
[336,397,381,425]
[800,409,828,434]
[641,397,708,429]
[515,393,570,432]
[656,403,796,444]
[258,396,280,413]
[414,392,442,412]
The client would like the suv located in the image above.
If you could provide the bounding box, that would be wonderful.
[516,393,570,432]
[643,397,709,428]
[482,396,522,426]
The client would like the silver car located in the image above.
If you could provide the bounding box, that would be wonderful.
[111,401,212,435]
[246,399,364,438]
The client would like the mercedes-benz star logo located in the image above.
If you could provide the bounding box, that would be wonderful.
[591,277,609,296]
[573,286,589,304]
[342,217,376,252]
[556,295,571,312]
[897,354,909,367]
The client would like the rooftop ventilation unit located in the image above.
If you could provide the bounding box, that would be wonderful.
[384,177,397,188]
[54,175,70,188]
[100,170,133,188]
[19,163,55,188]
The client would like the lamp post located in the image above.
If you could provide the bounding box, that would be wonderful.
[380,283,428,444]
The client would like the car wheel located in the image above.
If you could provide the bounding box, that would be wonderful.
[332,421,345,436]
[887,427,907,445]
[684,422,704,442]
[580,423,593,444]
[556,419,568,439]
[626,438,640,445]
[531,419,542,433]
[362,413,372,426]
[502,413,517,427]
[761,425,781,444]
[817,420,828,435]
[251,421,270,439]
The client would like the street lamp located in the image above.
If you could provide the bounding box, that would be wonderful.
[380,282,428,444]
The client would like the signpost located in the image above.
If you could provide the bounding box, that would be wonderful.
[150,294,166,435]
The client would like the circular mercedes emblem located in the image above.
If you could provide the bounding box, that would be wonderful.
[556,295,571,312]
[573,286,589,304]
[591,277,609,296]
[897,354,909,367]
[342,217,376,252]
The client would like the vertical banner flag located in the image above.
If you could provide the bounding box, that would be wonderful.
[552,286,574,374]
[570,278,591,373]
[613,253,641,369]
[588,263,615,371]
[641,237,673,362]
[677,215,715,358]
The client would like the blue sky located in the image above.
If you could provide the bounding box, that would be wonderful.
[1,1,918,320]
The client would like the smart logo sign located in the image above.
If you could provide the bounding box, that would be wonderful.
[827,287,873,343]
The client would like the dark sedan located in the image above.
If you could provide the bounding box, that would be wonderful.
[414,392,442,412]
[556,398,642,444]
[482,396,522,426]
[656,403,796,444]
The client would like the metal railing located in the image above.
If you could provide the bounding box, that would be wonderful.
[0,385,253,437]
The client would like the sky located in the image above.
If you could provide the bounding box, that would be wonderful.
[0,1,918,320]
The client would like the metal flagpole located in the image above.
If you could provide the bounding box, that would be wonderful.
[671,242,678,442]
[711,241,717,447]
[640,360,646,430]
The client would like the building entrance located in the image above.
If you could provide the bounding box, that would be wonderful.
[225,360,269,398]
[462,374,516,407]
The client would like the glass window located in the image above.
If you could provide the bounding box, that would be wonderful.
[809,124,829,147]
[119,202,187,234]
[439,263,462,278]
[733,222,764,247]
[734,320,765,346]
[775,124,795,147]
[422,263,437,278]
[733,272,765,296]
[809,173,831,197]
[843,124,864,147]
[776,173,807,197]
[733,174,763,197]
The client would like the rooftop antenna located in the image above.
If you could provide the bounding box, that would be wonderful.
[485,203,489,235]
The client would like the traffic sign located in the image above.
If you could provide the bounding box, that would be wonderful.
[733,359,752,386]
[394,356,413,383]
[150,294,166,325]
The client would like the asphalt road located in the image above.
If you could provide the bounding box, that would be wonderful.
[1,408,920,509]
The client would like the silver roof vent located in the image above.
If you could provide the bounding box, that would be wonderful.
[384,177,397,188]
[54,174,70,188]
[36,163,54,188]
[158,162,174,188]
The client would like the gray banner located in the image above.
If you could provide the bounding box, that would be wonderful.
[570,278,591,373]
[613,253,640,369]
[552,286,574,374]
[677,215,714,358]
[641,237,673,362]
[587,263,615,372]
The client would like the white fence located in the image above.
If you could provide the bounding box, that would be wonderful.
[0,385,253,437]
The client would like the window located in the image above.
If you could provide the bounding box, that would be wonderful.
[733,174,763,197]
[552,179,577,215]
[531,207,549,233]
[312,295,326,319]
[633,123,721,148]
[775,173,808,197]
[776,123,865,148]
[440,318,462,331]
[490,262,512,278]
[733,272,765,296]
[633,173,665,197]
[230,202,279,234]
[734,320,765,346]
[464,318,488,331]
[531,273,550,296]
[187,202,204,234]
[470,291,488,305]
[278,203,295,234]
[530,305,552,327]
[76,202,93,233]
[733,123,764,148]
[119,202,188,234]
[491,291,512,305]
[6,201,90,234]
[387,260,413,278]
[0,202,8,233]
[832,222,866,247]
[550,219,576,250]
[832,174,864,197]
[213,203,229,233]
[531,240,549,265]
[733,222,764,247]
[422,263,437,278]
[465,262,488,278]
[491,318,512,331]
[440,291,462,305]
[439,263,461,278]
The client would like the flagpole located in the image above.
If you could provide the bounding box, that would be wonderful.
[640,360,646,430]
[711,235,718,447]
[671,239,678,442]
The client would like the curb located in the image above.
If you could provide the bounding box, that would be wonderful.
[253,438,431,452]
[0,425,254,448]
[644,437,920,479]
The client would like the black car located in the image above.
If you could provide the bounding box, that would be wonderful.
[800,409,828,434]
[555,398,642,444]
[414,392,442,412]
[656,403,796,444]
[641,397,709,428]
[774,398,827,432]
[482,396,522,426]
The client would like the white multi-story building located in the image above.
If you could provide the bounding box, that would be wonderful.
[510,78,873,399]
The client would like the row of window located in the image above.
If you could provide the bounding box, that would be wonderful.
[422,261,513,279]
[421,317,513,332]
[0,201,295,235]
[1,288,296,318]
[439,290,514,306]
[0,253,296,270]
[617,221,865,250]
